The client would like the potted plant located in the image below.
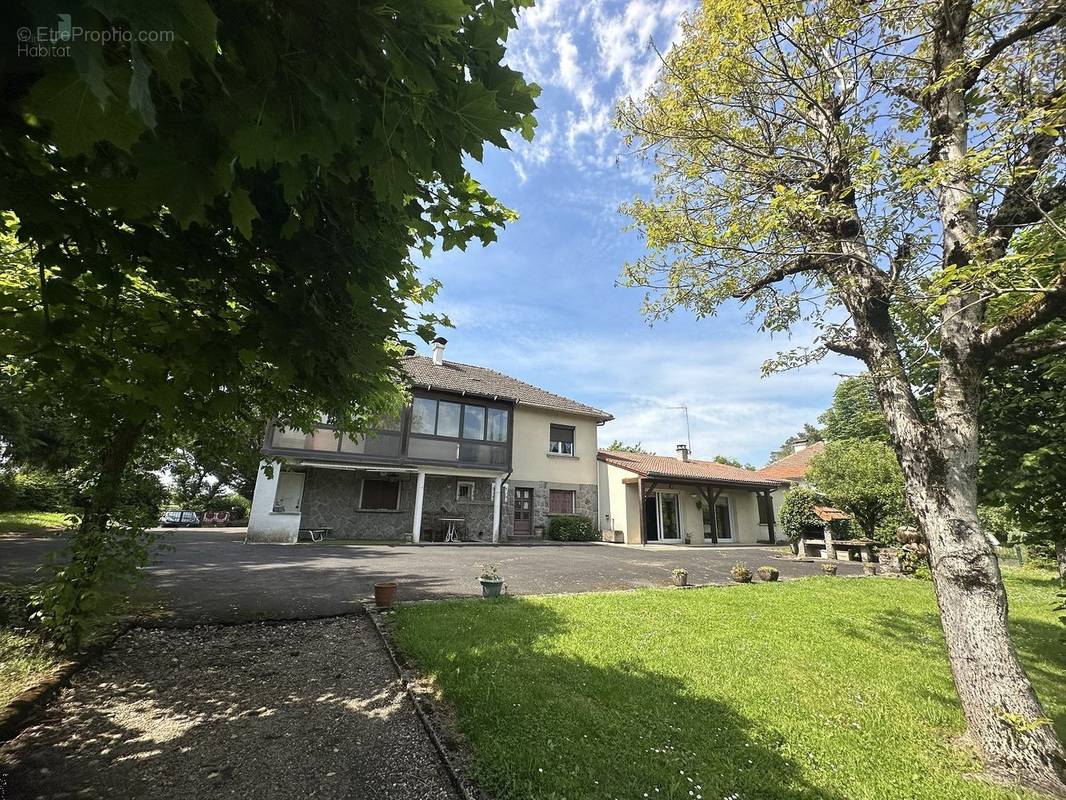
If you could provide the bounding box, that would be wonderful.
[730,562,752,583]
[374,580,398,608]
[479,563,504,598]
[821,562,838,576]
[756,565,779,582]
[672,567,689,586]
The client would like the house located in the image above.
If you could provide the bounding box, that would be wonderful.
[246,338,613,544]
[597,447,785,545]
[756,438,826,515]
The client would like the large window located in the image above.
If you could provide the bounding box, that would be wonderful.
[549,424,575,455]
[407,394,510,467]
[360,478,401,511]
[269,414,402,458]
[548,489,575,514]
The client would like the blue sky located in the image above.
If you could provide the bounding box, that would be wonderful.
[418,0,854,467]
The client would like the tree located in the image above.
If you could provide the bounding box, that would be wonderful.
[767,424,823,462]
[712,454,756,470]
[818,376,891,443]
[606,440,653,453]
[979,353,1066,582]
[618,0,1066,790]
[2,0,537,646]
[778,486,848,543]
[807,440,909,542]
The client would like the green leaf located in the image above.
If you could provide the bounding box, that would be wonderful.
[229,188,259,240]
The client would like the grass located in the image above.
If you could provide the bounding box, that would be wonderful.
[0,627,61,707]
[393,568,1065,800]
[0,510,71,534]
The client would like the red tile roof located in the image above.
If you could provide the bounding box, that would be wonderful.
[597,450,784,488]
[402,356,612,421]
[755,440,826,482]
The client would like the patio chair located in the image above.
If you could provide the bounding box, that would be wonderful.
[216,511,230,526]
[203,511,218,526]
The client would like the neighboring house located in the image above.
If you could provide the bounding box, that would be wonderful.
[756,439,827,514]
[597,446,785,545]
[246,339,613,544]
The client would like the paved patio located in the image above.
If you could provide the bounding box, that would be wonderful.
[0,529,862,625]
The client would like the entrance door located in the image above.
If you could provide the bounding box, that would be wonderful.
[715,500,733,540]
[658,493,682,541]
[274,471,305,513]
[513,488,533,535]
[644,496,659,541]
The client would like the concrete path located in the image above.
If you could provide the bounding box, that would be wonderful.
[0,529,863,624]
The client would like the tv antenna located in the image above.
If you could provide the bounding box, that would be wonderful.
[665,405,691,453]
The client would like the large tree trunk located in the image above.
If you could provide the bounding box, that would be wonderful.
[882,375,1066,795]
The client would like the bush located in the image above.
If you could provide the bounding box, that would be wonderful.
[545,514,597,542]
[779,487,849,543]
[202,493,252,520]
[11,469,75,511]
[0,471,17,511]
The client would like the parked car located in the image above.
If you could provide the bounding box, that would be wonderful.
[160,510,201,528]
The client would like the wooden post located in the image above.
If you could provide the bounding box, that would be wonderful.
[762,490,776,544]
[700,486,721,544]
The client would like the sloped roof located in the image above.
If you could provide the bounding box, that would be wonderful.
[597,450,784,489]
[812,505,850,522]
[402,356,612,421]
[756,440,826,482]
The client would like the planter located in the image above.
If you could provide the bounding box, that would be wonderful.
[756,567,779,582]
[672,573,688,587]
[480,578,504,598]
[821,563,838,577]
[374,581,398,608]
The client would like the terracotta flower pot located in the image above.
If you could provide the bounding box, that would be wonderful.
[374,581,398,608]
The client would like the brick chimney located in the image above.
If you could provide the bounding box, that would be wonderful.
[431,337,448,366]
[792,438,809,453]
[676,444,690,462]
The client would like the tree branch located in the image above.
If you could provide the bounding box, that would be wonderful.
[731,256,830,301]
[994,337,1066,363]
[962,6,1066,90]
[978,269,1066,355]
[824,337,869,359]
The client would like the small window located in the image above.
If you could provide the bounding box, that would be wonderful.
[757,494,774,525]
[549,424,575,455]
[548,489,575,514]
[360,478,401,511]
[456,481,475,502]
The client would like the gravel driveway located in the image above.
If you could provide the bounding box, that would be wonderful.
[0,615,457,800]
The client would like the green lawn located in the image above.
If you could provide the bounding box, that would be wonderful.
[0,510,71,533]
[393,569,1065,800]
[0,627,61,707]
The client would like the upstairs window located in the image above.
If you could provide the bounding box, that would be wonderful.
[549,424,575,455]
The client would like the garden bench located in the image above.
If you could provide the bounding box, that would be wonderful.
[798,536,876,562]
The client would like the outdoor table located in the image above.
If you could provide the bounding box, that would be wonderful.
[298,527,333,543]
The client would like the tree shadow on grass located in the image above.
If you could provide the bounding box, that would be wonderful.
[838,604,1066,739]
[394,597,846,800]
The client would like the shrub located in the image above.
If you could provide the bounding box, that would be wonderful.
[778,487,849,544]
[756,565,779,582]
[202,493,252,520]
[730,562,752,583]
[545,514,597,542]
[12,469,75,511]
[0,471,17,511]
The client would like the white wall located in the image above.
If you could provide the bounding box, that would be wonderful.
[246,460,302,543]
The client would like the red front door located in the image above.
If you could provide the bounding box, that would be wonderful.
[513,488,533,535]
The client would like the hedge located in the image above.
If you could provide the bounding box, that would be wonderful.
[545,514,597,542]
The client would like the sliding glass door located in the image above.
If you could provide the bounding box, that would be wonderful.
[657,492,681,541]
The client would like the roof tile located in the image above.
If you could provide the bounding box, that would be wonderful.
[402,356,612,421]
[755,441,826,481]
[597,450,784,488]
